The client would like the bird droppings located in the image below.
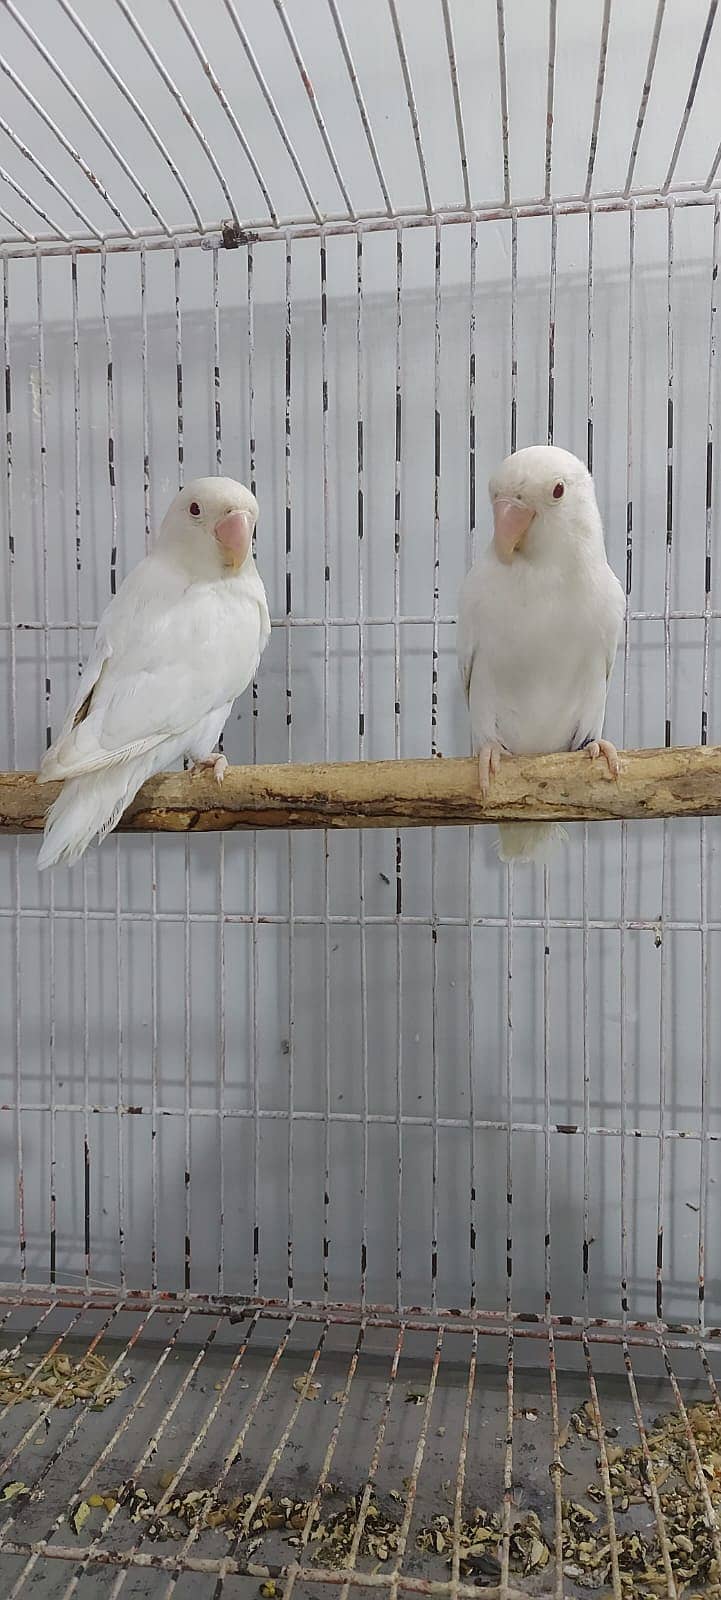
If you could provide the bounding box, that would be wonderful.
[0,1350,128,1409]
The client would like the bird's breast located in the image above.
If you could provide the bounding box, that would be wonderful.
[472,578,609,754]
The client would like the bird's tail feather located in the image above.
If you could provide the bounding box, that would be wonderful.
[37,764,146,870]
[496,821,567,864]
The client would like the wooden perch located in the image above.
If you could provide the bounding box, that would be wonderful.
[0,747,720,836]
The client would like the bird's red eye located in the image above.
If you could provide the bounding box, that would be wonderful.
[552,481,564,500]
[189,501,201,517]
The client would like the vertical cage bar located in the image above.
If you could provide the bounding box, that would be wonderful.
[625,0,666,194]
[2,257,24,1284]
[656,203,674,1322]
[388,1330,444,1600]
[467,220,477,1311]
[496,2,510,208]
[450,1331,477,1600]
[213,245,227,1297]
[619,203,636,1322]
[698,196,719,1333]
[505,869,515,1321]
[661,1338,721,1576]
[546,1331,564,1600]
[547,208,557,445]
[622,1343,678,1598]
[510,213,518,452]
[387,0,432,212]
[499,1329,514,1599]
[71,249,91,1290]
[582,207,594,1319]
[174,244,192,1294]
[100,250,126,1292]
[285,234,295,1304]
[356,230,369,1307]
[585,0,612,198]
[544,0,558,203]
[394,226,404,1314]
[662,0,719,193]
[320,231,331,1301]
[140,246,158,1294]
[543,867,552,1321]
[506,214,518,1329]
[152,1316,261,1600]
[338,1327,405,1600]
[280,1324,367,1600]
[441,0,471,208]
[102,249,125,1292]
[583,1338,623,1599]
[36,253,57,1285]
[248,240,260,1298]
[174,246,184,490]
[430,220,441,1310]
[543,212,556,1324]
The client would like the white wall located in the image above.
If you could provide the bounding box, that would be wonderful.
[0,1,720,1330]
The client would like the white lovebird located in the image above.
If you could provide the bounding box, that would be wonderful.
[457,445,625,864]
[37,476,270,869]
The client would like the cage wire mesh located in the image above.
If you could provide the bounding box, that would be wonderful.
[2,1,721,1596]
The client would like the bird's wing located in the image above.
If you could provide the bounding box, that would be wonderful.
[456,564,484,704]
[41,563,262,782]
[569,564,626,748]
[597,563,626,683]
[456,560,501,749]
[40,634,112,777]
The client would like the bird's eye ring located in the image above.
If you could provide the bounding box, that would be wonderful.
[552,481,564,500]
[189,501,201,517]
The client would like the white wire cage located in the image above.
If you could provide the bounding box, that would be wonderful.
[2,2,721,1597]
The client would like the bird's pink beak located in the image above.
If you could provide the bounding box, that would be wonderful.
[492,497,535,563]
[214,509,253,570]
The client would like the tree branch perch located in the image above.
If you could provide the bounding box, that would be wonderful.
[0,747,720,836]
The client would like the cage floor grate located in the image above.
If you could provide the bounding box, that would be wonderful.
[0,1295,717,1598]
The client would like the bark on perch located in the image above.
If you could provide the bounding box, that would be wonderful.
[0,747,720,836]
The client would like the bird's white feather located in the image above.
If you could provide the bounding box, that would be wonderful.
[38,477,270,869]
[458,445,624,863]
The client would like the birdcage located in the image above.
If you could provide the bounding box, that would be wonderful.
[2,1,721,1595]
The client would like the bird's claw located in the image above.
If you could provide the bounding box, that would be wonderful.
[584,737,620,778]
[190,753,228,786]
[478,742,504,799]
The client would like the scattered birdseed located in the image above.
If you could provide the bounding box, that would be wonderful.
[0,1351,127,1410]
[57,1398,721,1591]
[292,1374,321,1400]
[0,1482,28,1503]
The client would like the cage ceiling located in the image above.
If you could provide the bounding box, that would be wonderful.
[0,0,719,252]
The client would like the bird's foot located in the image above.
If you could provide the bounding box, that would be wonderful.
[584,737,620,778]
[478,742,504,800]
[190,753,228,785]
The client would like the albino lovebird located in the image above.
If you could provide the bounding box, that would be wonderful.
[457,445,625,864]
[37,476,270,869]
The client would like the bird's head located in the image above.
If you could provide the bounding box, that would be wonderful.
[488,445,600,565]
[159,476,259,576]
